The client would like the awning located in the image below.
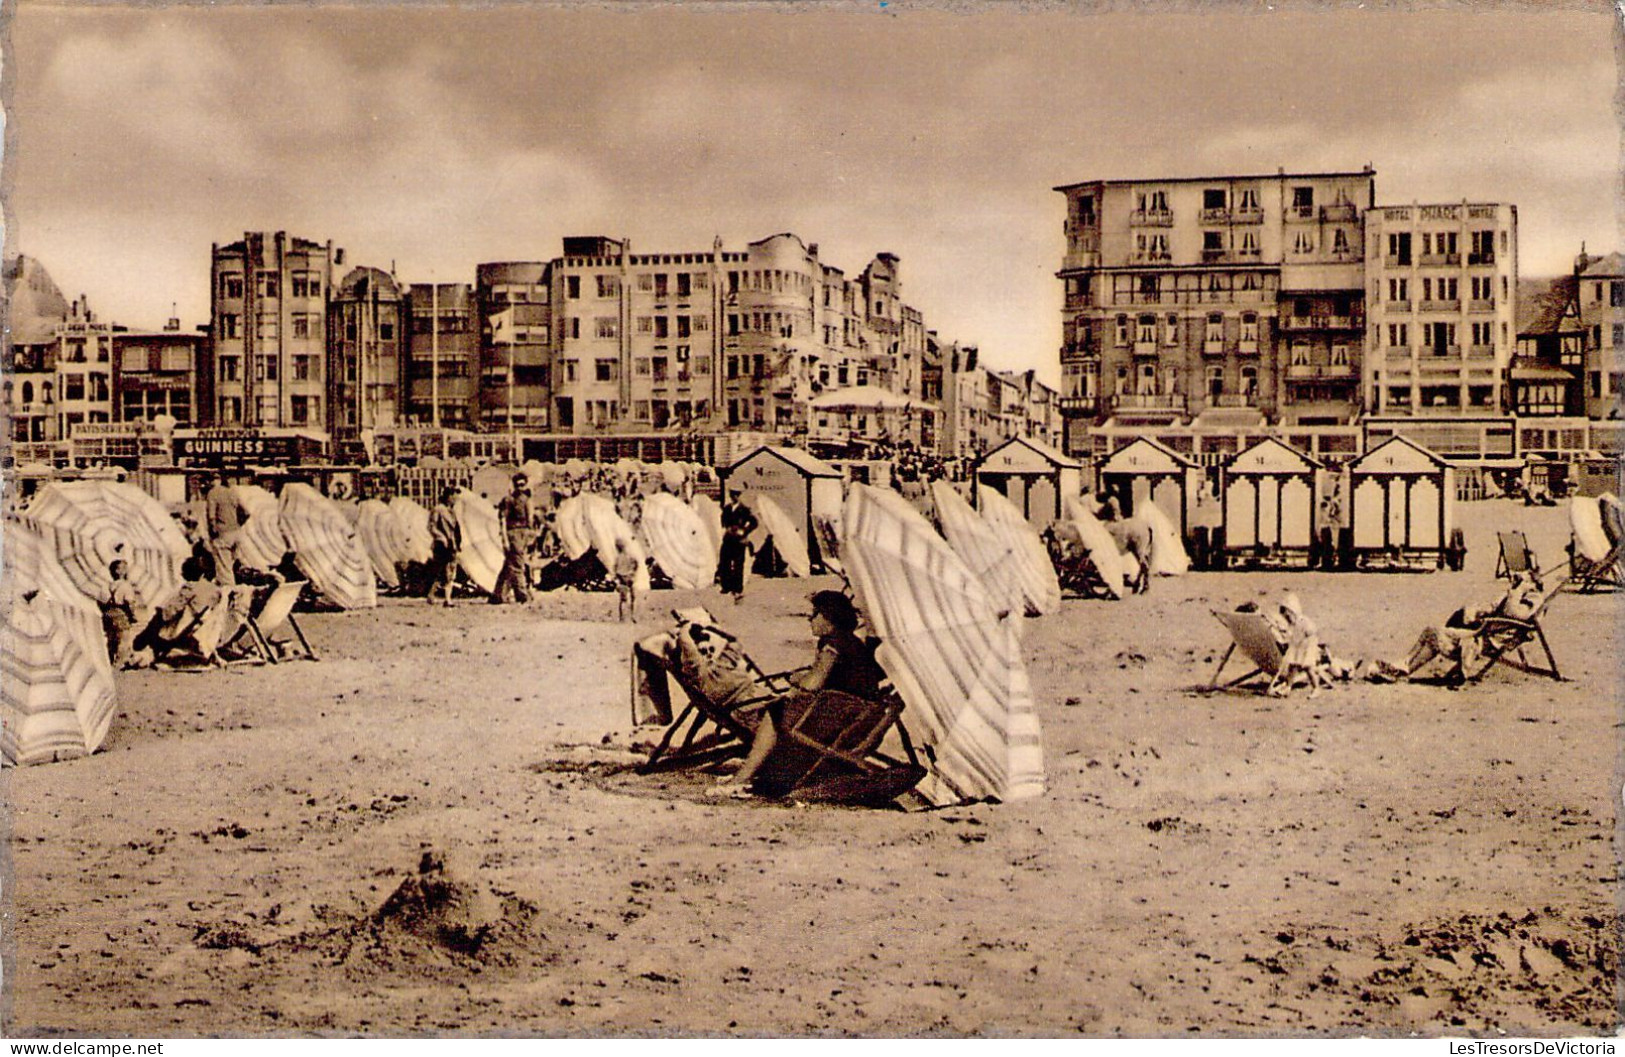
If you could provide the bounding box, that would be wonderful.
[1510,365,1577,382]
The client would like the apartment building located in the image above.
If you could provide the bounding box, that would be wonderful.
[477,262,553,432]
[1364,202,1518,416]
[1575,250,1624,418]
[111,322,209,428]
[328,266,404,440]
[52,298,117,438]
[208,231,338,429]
[403,282,477,429]
[1055,168,1374,458]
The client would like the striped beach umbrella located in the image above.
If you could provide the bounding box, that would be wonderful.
[1063,495,1128,600]
[388,497,435,565]
[930,482,1029,623]
[2,526,118,765]
[976,486,1062,616]
[278,483,377,610]
[691,494,724,557]
[1139,501,1191,576]
[21,479,189,610]
[234,484,287,573]
[581,494,650,591]
[357,499,409,589]
[641,493,717,590]
[841,484,1044,805]
[754,496,811,577]
[554,495,594,561]
[452,492,504,594]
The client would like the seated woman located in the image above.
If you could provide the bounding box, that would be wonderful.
[126,557,224,667]
[710,590,887,799]
[1365,574,1542,685]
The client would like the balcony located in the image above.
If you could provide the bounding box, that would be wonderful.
[1325,315,1362,330]
[1201,248,1230,263]
[1423,345,1464,358]
[1210,393,1258,408]
[1203,339,1225,355]
[1387,300,1412,313]
[1320,203,1358,223]
[1199,208,1231,224]
[1112,393,1184,411]
[1238,338,1259,354]
[1385,256,1413,268]
[1129,209,1174,227]
[1419,252,1461,266]
[1468,344,1497,357]
[1234,247,1262,259]
[1057,395,1100,414]
[1131,252,1172,264]
[1469,298,1496,312]
[1288,204,1316,220]
[1132,341,1159,357]
[1287,363,1356,380]
[1059,343,1099,362]
[1233,207,1264,224]
[1468,252,1496,266]
[1063,217,1097,236]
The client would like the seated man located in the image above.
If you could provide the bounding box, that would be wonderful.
[127,558,224,668]
[1365,574,1542,684]
[709,590,887,799]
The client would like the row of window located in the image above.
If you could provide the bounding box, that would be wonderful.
[215,394,319,426]
[1061,360,1264,400]
[215,354,319,382]
[1384,322,1508,349]
[119,347,194,373]
[218,270,323,300]
[1383,229,1506,265]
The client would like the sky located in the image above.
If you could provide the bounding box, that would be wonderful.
[4,2,1620,384]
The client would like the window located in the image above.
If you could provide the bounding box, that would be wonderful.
[1389,278,1409,302]
[1292,230,1315,255]
[693,314,709,332]
[256,314,279,340]
[1240,272,1261,292]
[1240,365,1258,396]
[652,357,668,382]
[1238,187,1260,211]
[637,316,654,335]
[292,313,313,339]
[291,271,319,298]
[676,273,691,298]
[1290,342,1310,366]
[1388,232,1412,265]
[1424,321,1457,352]
[1163,314,1178,346]
[563,360,578,383]
[1471,322,1493,347]
[290,395,310,425]
[654,274,668,298]
[595,317,618,339]
[677,316,691,339]
[1205,313,1223,344]
[1471,230,1495,263]
[654,316,669,339]
[1239,230,1259,256]
[219,356,240,382]
[1291,186,1314,216]
[1115,316,1130,346]
[1613,324,1624,348]
[566,276,581,299]
[293,355,313,380]
[596,275,619,298]
[1471,276,1492,302]
[1136,315,1156,344]
[595,359,617,382]
[567,318,580,340]
[1138,274,1159,300]
[1388,323,1409,348]
[1330,343,1350,366]
[638,274,654,292]
[1421,277,1433,302]
[255,355,278,381]
[256,272,279,298]
[1332,228,1351,255]
[634,357,652,377]
[728,314,739,336]
[633,400,650,422]
[220,273,244,299]
[1241,313,1258,343]
[694,273,709,291]
[220,314,241,339]
[121,347,147,372]
[1612,281,1624,308]
[1203,230,1225,255]
[219,397,242,423]
[1203,188,1227,210]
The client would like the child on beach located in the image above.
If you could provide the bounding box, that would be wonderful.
[613,539,641,623]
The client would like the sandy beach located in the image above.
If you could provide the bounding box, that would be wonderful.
[5,498,1619,1037]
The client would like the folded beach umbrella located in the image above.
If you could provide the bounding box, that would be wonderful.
[235,484,287,573]
[841,484,1045,805]
[452,492,504,595]
[356,499,409,589]
[811,510,844,575]
[755,496,811,577]
[1,526,118,765]
[930,482,1027,622]
[1138,501,1191,576]
[691,494,724,556]
[21,479,189,611]
[388,496,435,565]
[1063,495,1128,600]
[641,493,718,590]
[1570,495,1612,562]
[658,463,686,491]
[278,483,377,610]
[975,485,1063,617]
[554,495,595,561]
[1600,493,1625,548]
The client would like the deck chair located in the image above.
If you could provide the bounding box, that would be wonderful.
[1206,610,1285,693]
[1461,579,1565,683]
[1054,549,1114,600]
[1495,531,1542,586]
[639,616,794,773]
[1568,536,1623,594]
[755,689,926,806]
[240,581,318,663]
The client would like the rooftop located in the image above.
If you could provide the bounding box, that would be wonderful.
[1054,167,1375,193]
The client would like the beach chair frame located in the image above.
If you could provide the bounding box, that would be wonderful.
[640,653,794,773]
[242,581,319,664]
[772,691,927,805]
[1206,610,1285,693]
[1461,584,1564,683]
[1055,550,1114,601]
[1494,531,1542,586]
[1567,535,1623,594]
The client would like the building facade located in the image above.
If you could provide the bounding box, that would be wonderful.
[208,231,338,429]
[111,323,209,427]
[328,266,405,442]
[404,282,478,429]
[477,262,553,432]
[1574,251,1624,419]
[1055,168,1375,458]
[1363,202,1518,417]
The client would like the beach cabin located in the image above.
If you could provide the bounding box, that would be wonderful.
[1219,437,1323,565]
[1347,435,1455,568]
[974,436,1083,525]
[1096,437,1200,540]
[721,446,844,572]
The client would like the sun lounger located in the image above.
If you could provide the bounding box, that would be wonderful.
[1495,530,1542,586]
[1206,610,1285,693]
[752,689,926,806]
[1568,538,1622,594]
[1460,580,1565,683]
[239,580,318,663]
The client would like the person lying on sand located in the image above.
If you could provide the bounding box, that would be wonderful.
[1360,574,1542,686]
[708,590,886,800]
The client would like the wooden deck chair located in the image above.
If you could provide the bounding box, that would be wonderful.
[1206,610,1286,693]
[758,690,926,805]
[639,626,794,773]
[1495,531,1542,586]
[1461,580,1565,683]
[242,581,318,663]
[1055,549,1113,600]
[1568,536,1623,594]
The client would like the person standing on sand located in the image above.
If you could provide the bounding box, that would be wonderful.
[204,472,244,587]
[100,558,143,668]
[613,538,641,623]
[429,487,462,607]
[718,494,757,604]
[491,473,538,605]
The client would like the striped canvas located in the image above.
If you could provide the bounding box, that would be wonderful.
[841,484,1045,805]
[755,496,810,577]
[931,482,1029,624]
[977,485,1063,616]
[235,484,287,573]
[388,497,435,565]
[641,493,718,591]
[1,526,118,765]
[21,479,189,611]
[452,492,504,594]
[278,483,377,610]
[357,499,409,589]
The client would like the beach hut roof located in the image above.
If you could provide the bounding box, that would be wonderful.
[726,444,842,479]
[1350,434,1449,474]
[1226,436,1324,474]
[977,435,1082,472]
[1097,436,1197,473]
